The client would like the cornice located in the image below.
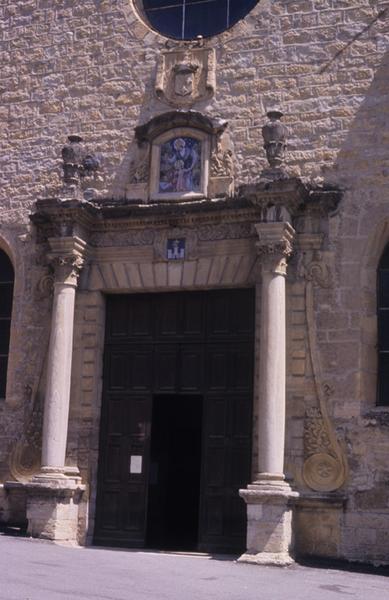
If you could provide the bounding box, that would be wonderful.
[30,178,342,241]
[31,196,262,236]
[239,179,342,216]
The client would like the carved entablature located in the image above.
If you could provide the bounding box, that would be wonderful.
[155,48,216,108]
[127,111,235,203]
[240,178,308,222]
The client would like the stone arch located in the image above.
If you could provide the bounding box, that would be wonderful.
[125,0,263,47]
[359,218,389,408]
[0,234,17,405]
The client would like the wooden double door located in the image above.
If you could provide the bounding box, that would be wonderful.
[94,289,254,553]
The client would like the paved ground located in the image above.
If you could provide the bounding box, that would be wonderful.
[1,534,389,600]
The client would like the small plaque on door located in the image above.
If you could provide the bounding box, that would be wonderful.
[129,455,142,474]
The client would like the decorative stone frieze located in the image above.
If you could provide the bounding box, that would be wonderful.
[197,222,254,241]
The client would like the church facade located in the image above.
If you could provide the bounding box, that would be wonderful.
[0,0,389,565]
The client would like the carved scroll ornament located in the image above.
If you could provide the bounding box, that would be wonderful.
[129,141,150,184]
[299,251,347,492]
[9,334,50,482]
[9,397,43,482]
[210,148,234,178]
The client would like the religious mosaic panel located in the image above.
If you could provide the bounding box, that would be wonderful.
[159,137,201,194]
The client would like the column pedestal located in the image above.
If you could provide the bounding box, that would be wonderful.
[239,480,298,566]
[239,222,298,565]
[26,472,85,542]
[26,236,86,544]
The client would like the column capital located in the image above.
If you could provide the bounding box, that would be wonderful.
[47,236,87,286]
[255,221,295,275]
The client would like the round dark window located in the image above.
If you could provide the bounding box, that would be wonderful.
[141,0,258,40]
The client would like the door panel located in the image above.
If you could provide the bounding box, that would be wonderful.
[179,344,204,392]
[154,345,177,392]
[130,349,153,391]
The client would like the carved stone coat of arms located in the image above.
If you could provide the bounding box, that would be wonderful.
[155,48,216,107]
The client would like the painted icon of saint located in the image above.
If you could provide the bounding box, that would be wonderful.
[159,137,201,194]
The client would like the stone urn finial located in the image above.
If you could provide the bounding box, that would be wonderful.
[262,110,288,170]
[61,134,85,187]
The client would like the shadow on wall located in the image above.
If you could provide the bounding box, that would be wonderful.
[319,48,389,408]
[324,47,389,191]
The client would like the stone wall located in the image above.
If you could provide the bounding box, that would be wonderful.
[1,0,389,563]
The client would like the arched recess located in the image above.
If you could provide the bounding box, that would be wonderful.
[0,233,26,407]
[377,243,389,405]
[360,219,389,408]
[0,249,14,399]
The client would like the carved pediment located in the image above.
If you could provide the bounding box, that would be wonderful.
[134,111,227,145]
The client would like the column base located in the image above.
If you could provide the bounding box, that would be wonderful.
[239,478,299,566]
[238,551,294,567]
[25,471,85,543]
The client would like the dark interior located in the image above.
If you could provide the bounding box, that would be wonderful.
[146,394,203,550]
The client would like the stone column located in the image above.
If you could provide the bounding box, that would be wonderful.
[26,236,86,543]
[239,221,298,566]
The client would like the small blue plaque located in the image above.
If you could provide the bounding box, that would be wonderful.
[167,238,185,260]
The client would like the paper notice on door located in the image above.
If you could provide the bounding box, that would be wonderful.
[129,455,142,474]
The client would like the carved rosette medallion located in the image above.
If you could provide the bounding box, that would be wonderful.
[299,249,347,492]
[155,48,216,107]
[303,453,343,493]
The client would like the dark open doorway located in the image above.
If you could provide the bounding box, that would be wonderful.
[146,394,203,551]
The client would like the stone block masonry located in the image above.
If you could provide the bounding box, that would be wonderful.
[0,0,389,564]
